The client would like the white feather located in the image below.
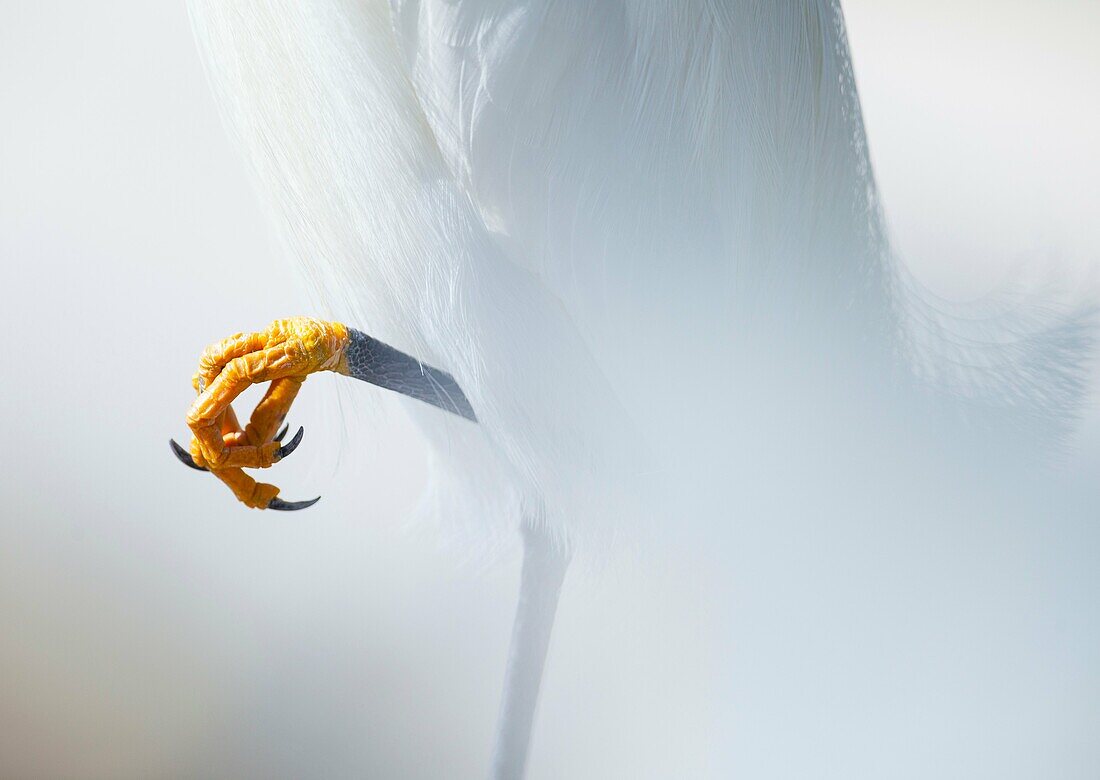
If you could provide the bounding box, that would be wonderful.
[187,0,1092,558]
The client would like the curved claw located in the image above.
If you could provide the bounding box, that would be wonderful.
[169,439,208,472]
[274,423,289,443]
[275,426,305,461]
[267,496,321,511]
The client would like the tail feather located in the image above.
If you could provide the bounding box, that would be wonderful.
[894,263,1096,453]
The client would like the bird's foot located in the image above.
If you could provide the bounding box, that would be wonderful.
[171,316,351,510]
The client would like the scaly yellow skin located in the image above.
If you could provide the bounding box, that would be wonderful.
[186,317,351,508]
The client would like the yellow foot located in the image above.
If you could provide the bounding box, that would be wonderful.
[172,317,350,510]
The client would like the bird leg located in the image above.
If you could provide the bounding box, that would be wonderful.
[171,316,476,510]
[490,521,571,779]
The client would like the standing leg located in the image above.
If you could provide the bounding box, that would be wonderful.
[489,520,571,780]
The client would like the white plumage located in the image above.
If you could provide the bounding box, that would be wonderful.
[186,1,1093,775]
[188,0,1090,546]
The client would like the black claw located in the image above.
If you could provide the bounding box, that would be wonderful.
[274,423,289,443]
[275,426,305,461]
[169,439,208,471]
[267,496,321,511]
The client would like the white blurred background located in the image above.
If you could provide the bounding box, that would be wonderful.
[1,2,1098,777]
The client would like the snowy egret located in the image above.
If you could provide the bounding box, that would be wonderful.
[178,1,1093,776]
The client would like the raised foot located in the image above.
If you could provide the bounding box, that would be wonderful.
[174,317,350,510]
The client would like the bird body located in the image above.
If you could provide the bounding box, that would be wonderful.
[189,0,1090,538]
[186,1,1094,775]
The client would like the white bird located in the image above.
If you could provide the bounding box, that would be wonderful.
[184,1,1094,776]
